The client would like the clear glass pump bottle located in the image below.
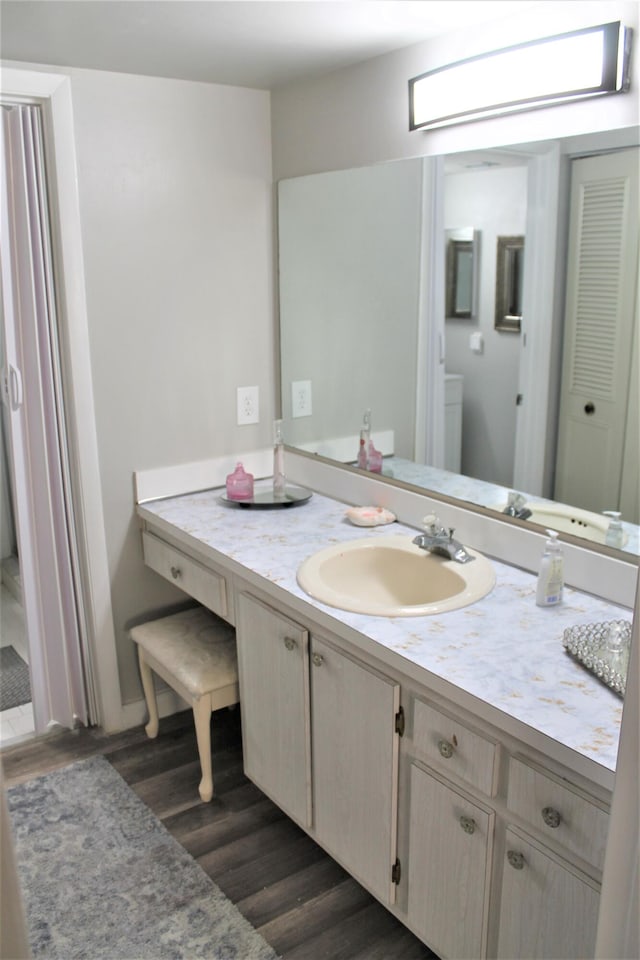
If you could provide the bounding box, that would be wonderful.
[273,419,286,496]
[356,409,372,469]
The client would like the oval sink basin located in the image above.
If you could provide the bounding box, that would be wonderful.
[297,534,495,617]
[501,502,628,547]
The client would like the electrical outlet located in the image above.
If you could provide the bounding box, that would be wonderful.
[292,379,312,418]
[237,385,259,425]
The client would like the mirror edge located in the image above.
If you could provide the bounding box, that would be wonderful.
[285,446,639,566]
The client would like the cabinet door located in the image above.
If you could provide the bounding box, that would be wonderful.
[497,828,599,960]
[311,635,400,905]
[236,594,311,828]
[408,764,493,959]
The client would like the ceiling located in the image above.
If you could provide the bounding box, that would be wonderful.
[0,1,540,90]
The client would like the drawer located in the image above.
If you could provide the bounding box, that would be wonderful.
[507,756,609,870]
[142,531,229,621]
[413,698,499,796]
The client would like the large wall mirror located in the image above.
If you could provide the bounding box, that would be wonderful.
[278,127,640,561]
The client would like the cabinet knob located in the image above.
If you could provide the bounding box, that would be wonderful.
[459,816,476,835]
[438,739,454,759]
[170,565,181,579]
[541,806,562,828]
[283,636,297,651]
[507,850,525,870]
[312,653,324,667]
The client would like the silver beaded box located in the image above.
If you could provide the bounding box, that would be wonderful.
[563,620,631,697]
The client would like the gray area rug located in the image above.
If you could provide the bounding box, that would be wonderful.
[0,645,31,711]
[7,755,279,959]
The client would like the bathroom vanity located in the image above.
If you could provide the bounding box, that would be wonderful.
[137,483,627,960]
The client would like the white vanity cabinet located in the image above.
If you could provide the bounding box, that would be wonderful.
[400,692,609,960]
[406,698,499,958]
[408,764,494,959]
[235,592,401,906]
[138,509,615,960]
[235,592,312,828]
[497,827,600,960]
[496,755,608,960]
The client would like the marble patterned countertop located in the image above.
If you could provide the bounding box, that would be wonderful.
[138,482,631,779]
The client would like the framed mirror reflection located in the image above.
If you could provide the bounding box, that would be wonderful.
[495,235,524,332]
[446,228,479,319]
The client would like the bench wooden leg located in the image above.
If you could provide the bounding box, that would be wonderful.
[193,695,213,802]
[138,648,159,739]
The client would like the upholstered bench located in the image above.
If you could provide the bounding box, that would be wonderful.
[131,606,239,802]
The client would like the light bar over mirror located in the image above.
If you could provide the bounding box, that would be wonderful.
[409,21,632,131]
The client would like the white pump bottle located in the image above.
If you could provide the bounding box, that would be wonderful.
[535,530,564,607]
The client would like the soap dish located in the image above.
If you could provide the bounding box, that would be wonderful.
[346,506,396,527]
[562,619,631,698]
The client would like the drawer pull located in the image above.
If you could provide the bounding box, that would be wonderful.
[283,636,297,651]
[507,850,525,870]
[438,739,454,759]
[542,806,562,828]
[459,816,476,835]
[170,565,181,580]
[312,653,324,667]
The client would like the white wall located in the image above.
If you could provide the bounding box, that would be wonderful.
[271,1,639,180]
[4,62,274,705]
[71,69,273,703]
[445,165,528,486]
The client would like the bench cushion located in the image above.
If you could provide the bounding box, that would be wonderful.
[131,607,237,697]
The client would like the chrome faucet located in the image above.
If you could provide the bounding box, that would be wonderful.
[412,515,475,564]
[502,492,532,521]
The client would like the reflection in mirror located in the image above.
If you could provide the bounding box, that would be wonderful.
[446,228,478,319]
[278,128,640,560]
[495,236,524,332]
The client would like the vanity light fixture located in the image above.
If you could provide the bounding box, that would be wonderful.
[409,21,632,131]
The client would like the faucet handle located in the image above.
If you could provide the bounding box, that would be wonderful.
[422,515,450,537]
[422,514,439,532]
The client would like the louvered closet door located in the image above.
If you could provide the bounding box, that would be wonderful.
[555,149,639,514]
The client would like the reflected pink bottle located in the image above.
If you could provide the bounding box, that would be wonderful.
[368,441,383,473]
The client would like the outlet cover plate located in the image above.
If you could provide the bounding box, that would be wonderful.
[292,379,312,418]
[237,385,259,425]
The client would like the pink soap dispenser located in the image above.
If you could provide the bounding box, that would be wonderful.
[226,462,254,501]
[367,441,383,473]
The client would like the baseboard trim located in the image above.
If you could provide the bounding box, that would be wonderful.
[114,688,189,734]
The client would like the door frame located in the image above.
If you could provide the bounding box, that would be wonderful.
[1,66,122,732]
[415,155,446,467]
[513,142,566,498]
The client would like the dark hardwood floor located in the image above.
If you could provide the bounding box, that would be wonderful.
[1,708,437,960]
